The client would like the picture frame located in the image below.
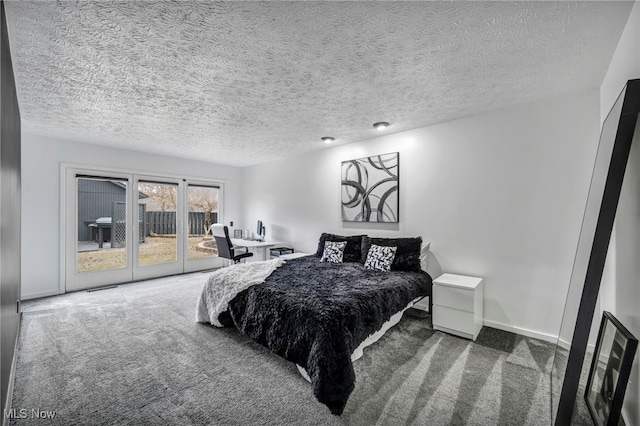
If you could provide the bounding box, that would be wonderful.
[233,229,243,239]
[585,311,638,426]
[341,152,399,223]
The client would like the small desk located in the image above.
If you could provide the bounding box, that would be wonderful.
[230,238,281,262]
[279,252,308,260]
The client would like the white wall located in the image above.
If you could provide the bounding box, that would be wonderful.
[242,90,601,340]
[598,2,640,424]
[600,1,640,123]
[21,132,244,300]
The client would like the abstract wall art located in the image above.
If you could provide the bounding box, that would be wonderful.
[341,152,399,222]
[584,311,638,426]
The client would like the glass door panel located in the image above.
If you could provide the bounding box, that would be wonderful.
[183,181,225,272]
[76,177,128,273]
[137,181,179,266]
[133,177,183,281]
[187,184,219,260]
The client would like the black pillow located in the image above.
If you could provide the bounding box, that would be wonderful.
[361,236,422,272]
[315,233,366,263]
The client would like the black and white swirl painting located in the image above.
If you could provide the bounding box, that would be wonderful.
[341,152,399,222]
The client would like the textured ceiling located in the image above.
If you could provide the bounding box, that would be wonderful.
[4,1,635,167]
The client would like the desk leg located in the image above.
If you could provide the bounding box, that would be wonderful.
[246,247,267,262]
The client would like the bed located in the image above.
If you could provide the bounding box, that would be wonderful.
[196,234,433,415]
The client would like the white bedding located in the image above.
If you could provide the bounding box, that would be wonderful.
[196,257,285,327]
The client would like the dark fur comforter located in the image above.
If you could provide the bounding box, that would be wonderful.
[218,255,432,415]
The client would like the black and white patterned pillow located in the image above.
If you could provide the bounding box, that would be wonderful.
[320,241,347,263]
[364,244,397,272]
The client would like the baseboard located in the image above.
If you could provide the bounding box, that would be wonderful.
[482,319,559,344]
[3,313,22,426]
[20,289,60,301]
[557,337,571,350]
[552,336,597,354]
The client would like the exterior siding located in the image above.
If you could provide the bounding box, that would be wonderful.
[77,179,127,241]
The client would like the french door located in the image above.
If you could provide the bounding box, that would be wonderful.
[133,176,183,281]
[64,166,224,292]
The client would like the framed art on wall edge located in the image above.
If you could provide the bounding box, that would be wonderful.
[584,311,638,426]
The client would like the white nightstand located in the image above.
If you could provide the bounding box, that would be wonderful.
[432,273,484,341]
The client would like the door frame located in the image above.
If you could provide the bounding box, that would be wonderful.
[60,163,226,293]
[63,167,134,292]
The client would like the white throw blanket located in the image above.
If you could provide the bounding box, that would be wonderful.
[196,258,285,327]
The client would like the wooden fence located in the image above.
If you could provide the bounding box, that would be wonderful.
[146,211,218,236]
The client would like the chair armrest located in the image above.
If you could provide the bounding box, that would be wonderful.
[231,245,249,254]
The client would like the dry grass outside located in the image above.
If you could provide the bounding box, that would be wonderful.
[77,236,217,272]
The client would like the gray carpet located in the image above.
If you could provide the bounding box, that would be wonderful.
[9,272,582,425]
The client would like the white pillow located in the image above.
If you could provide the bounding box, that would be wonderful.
[364,244,397,272]
[320,241,346,263]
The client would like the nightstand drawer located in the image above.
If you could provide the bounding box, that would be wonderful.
[433,305,475,336]
[433,284,474,312]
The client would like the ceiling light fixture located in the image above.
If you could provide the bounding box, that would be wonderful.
[321,136,335,144]
[373,122,390,130]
